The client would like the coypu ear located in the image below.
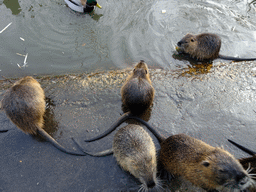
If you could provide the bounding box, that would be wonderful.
[202,161,210,167]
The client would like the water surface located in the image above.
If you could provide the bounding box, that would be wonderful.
[0,0,256,78]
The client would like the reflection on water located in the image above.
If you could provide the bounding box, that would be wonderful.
[3,0,21,15]
[43,97,59,136]
[0,0,256,77]
[176,63,213,77]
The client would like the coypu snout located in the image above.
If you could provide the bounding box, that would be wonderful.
[146,180,156,188]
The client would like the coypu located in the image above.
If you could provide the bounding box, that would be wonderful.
[72,124,161,191]
[76,115,254,191]
[160,134,253,191]
[84,60,155,142]
[176,33,256,61]
[228,139,256,177]
[1,76,85,156]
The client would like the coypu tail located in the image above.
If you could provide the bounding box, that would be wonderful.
[219,55,256,61]
[228,139,256,156]
[0,130,9,133]
[84,112,132,142]
[126,116,166,144]
[37,129,86,156]
[84,112,164,143]
[72,137,113,157]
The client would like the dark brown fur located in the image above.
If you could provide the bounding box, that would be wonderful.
[159,134,253,191]
[176,33,256,61]
[2,76,45,135]
[1,76,85,156]
[121,60,155,115]
[84,60,155,142]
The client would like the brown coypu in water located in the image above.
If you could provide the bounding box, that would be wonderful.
[73,124,161,191]
[176,33,256,61]
[84,60,155,142]
[1,76,85,156]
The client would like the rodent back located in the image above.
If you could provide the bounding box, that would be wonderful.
[2,77,45,135]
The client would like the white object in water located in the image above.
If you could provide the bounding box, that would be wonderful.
[65,0,84,13]
[162,10,166,13]
[0,22,12,34]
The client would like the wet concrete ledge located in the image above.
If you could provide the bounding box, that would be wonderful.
[1,61,256,191]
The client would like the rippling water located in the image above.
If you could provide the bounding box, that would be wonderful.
[0,0,256,78]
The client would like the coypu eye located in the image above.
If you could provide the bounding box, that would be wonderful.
[202,161,210,167]
[191,38,195,42]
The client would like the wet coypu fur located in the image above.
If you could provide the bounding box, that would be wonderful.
[1,76,85,156]
[160,134,253,191]
[176,33,256,61]
[84,60,155,142]
[73,124,161,191]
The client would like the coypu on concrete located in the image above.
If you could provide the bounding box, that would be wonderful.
[1,76,85,156]
[73,124,161,191]
[228,139,256,177]
[160,134,253,191]
[84,60,155,142]
[76,115,254,191]
[176,33,256,61]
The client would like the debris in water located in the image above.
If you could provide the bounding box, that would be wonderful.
[16,53,26,57]
[162,10,166,13]
[17,63,21,68]
[20,37,25,41]
[23,53,28,66]
[0,22,12,34]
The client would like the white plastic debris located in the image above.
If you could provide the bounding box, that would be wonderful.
[0,22,12,34]
[162,10,166,13]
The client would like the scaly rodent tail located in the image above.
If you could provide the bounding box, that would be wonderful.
[219,55,256,61]
[126,116,166,144]
[72,138,113,157]
[84,112,132,142]
[37,128,86,156]
[228,139,256,156]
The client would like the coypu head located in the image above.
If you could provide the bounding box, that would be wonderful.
[126,153,159,191]
[132,60,150,80]
[176,33,221,61]
[197,148,252,191]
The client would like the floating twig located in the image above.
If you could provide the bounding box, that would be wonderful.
[23,53,28,66]
[0,22,12,34]
[16,53,26,57]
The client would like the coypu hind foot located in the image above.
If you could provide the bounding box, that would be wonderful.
[84,60,155,142]
[1,76,85,156]
[74,124,162,191]
[160,134,254,191]
[176,33,256,61]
